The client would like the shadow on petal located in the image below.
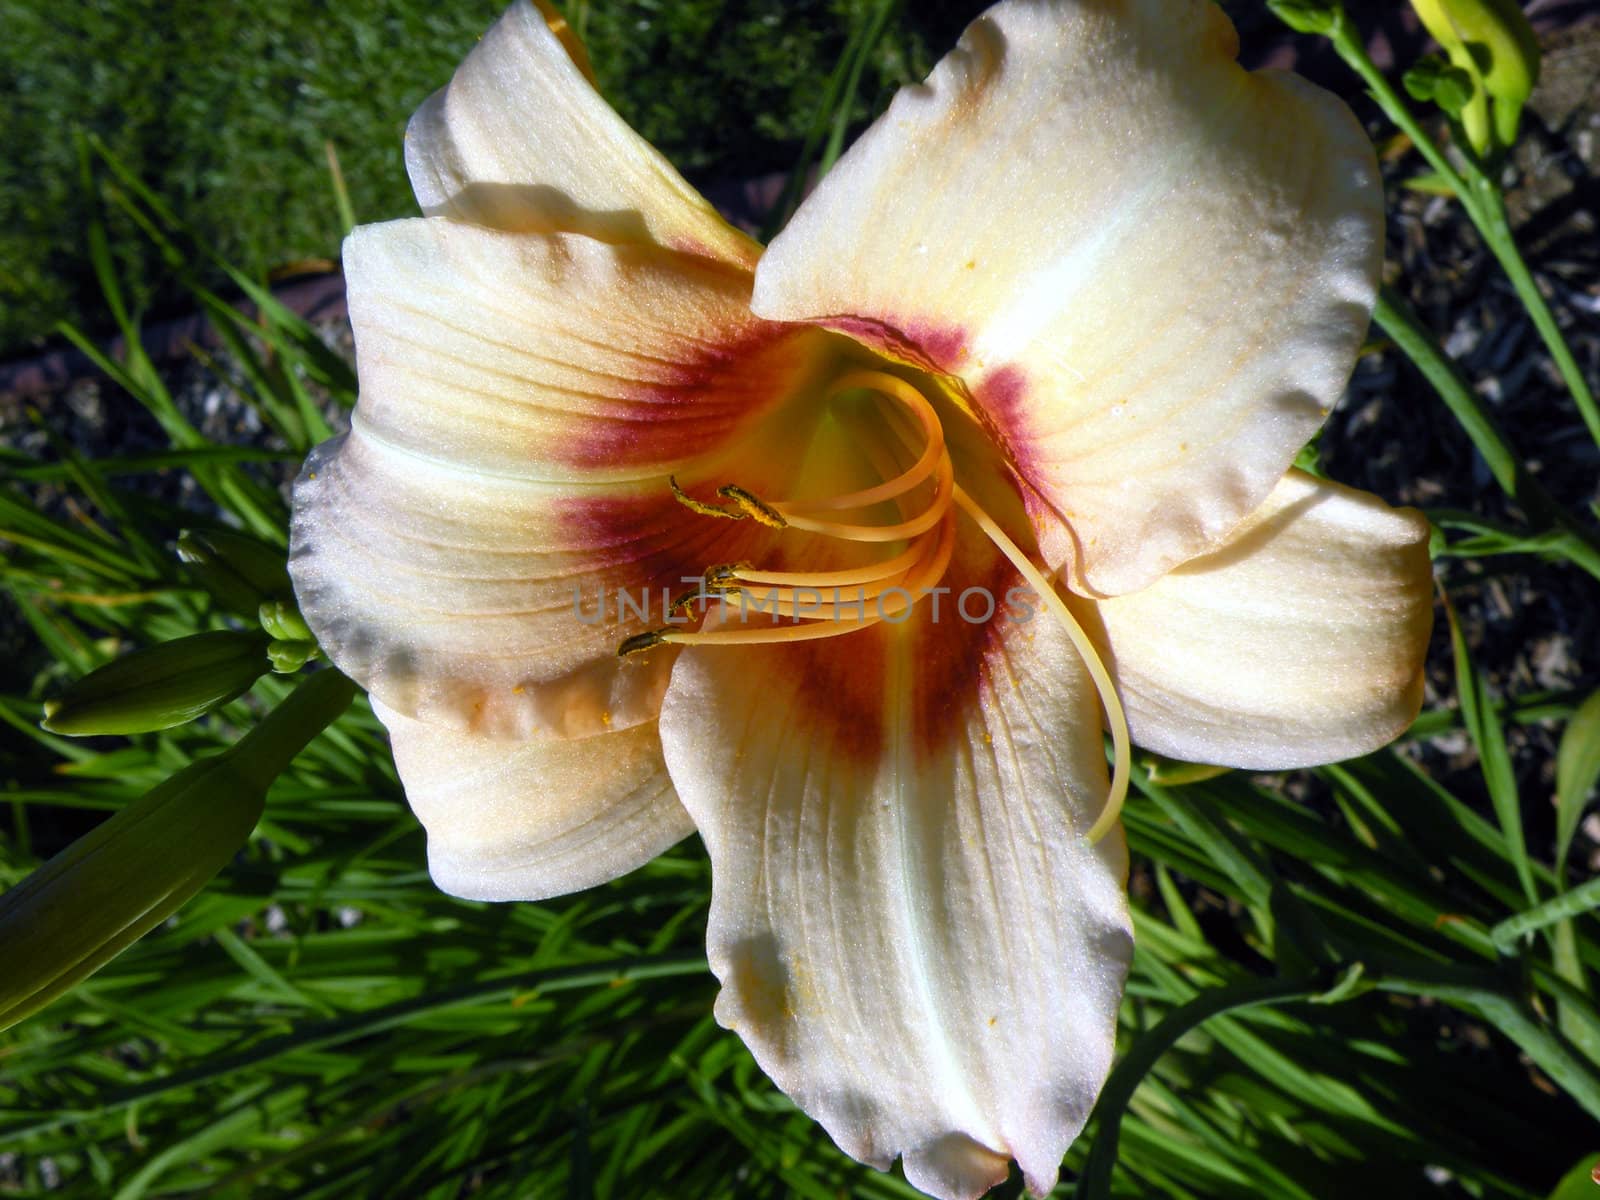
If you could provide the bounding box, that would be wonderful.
[433,181,655,245]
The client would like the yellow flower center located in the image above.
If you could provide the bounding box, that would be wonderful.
[620,369,1129,842]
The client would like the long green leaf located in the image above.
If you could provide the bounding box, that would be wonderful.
[1557,689,1600,879]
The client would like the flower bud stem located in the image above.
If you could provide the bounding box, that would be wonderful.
[1321,20,1600,451]
[0,669,357,1032]
[228,668,357,784]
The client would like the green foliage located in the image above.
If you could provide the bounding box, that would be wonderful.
[0,0,987,357]
[1263,0,1344,37]
[1546,1154,1600,1200]
[0,670,354,1031]
[0,0,470,352]
[1557,690,1600,879]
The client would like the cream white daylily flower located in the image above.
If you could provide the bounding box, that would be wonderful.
[288,1,1434,1195]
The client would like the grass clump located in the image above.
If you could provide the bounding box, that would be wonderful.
[0,0,988,358]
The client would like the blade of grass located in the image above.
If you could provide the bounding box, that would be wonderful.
[1556,688,1600,880]
[1443,590,1537,908]
[1078,975,1322,1200]
[1372,288,1600,582]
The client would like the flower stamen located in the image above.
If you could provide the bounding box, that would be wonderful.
[637,376,1131,846]
[717,485,789,529]
[773,456,953,543]
[719,518,954,620]
[629,372,957,652]
[654,511,957,645]
[722,540,925,589]
[778,371,947,515]
[668,477,788,528]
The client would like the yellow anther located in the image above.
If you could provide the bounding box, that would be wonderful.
[668,477,788,528]
[669,476,743,521]
[703,563,749,589]
[617,629,669,658]
[667,587,716,617]
[716,485,788,529]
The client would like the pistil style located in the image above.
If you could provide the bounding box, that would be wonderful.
[950,484,1131,844]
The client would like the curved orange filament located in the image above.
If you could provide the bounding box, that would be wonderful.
[723,539,924,589]
[719,517,953,620]
[775,371,946,515]
[774,456,953,543]
[660,512,956,643]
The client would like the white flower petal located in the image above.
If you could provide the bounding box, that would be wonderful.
[405,0,757,266]
[1090,471,1434,769]
[291,219,827,735]
[335,218,812,483]
[374,699,693,901]
[753,0,1382,596]
[291,220,838,739]
[659,526,1131,1199]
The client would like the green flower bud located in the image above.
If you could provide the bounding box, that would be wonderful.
[0,669,356,1032]
[178,528,293,616]
[1266,0,1345,37]
[259,599,314,643]
[267,639,321,674]
[42,630,270,736]
[1403,55,1477,117]
[1410,0,1540,154]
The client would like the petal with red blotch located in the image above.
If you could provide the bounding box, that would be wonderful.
[337,218,819,481]
[1088,471,1434,769]
[374,699,693,902]
[405,0,757,267]
[659,521,1131,1200]
[290,218,833,735]
[753,0,1382,597]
